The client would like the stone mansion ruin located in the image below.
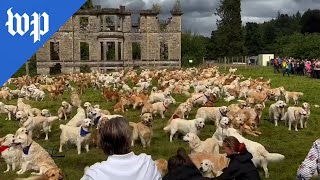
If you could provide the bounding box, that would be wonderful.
[36,5,182,74]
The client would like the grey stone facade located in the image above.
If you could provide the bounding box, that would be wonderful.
[36,6,182,74]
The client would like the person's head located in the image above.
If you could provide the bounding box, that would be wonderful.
[223,136,246,156]
[98,117,132,156]
[167,147,195,171]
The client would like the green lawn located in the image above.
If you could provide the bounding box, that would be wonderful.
[1,67,320,179]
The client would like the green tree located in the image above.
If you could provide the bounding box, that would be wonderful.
[206,30,217,59]
[214,0,244,57]
[181,32,208,67]
[276,33,320,59]
[172,0,182,13]
[12,55,37,77]
[301,9,320,33]
[244,22,263,55]
[81,0,94,10]
[151,3,161,13]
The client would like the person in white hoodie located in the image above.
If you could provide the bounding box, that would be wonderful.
[81,117,161,180]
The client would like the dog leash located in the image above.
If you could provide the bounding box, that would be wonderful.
[47,147,65,158]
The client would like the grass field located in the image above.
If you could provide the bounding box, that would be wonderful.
[1,67,320,180]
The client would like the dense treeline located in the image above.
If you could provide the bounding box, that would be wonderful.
[181,3,320,66]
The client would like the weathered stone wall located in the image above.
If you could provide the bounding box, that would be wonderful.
[123,33,144,60]
[164,16,181,32]
[36,42,50,61]
[123,38,132,60]
[59,18,73,31]
[165,33,181,60]
[146,16,160,33]
[146,33,161,60]
[37,67,50,74]
[52,32,73,61]
[36,8,182,74]
[122,15,131,32]
[139,16,147,32]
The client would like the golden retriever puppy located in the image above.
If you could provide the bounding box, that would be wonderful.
[199,159,223,178]
[154,159,168,177]
[129,113,153,148]
[183,133,219,154]
[284,90,303,105]
[13,134,58,175]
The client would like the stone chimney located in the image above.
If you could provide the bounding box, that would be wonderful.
[120,5,126,11]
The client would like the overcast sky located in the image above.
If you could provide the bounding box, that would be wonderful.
[93,0,320,37]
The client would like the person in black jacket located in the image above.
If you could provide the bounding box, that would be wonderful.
[163,147,208,180]
[212,136,261,180]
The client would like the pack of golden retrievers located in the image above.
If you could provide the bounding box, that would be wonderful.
[0,66,312,179]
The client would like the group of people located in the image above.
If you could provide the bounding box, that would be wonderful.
[81,117,320,180]
[273,57,320,78]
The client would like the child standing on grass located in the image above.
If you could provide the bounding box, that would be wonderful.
[282,60,290,76]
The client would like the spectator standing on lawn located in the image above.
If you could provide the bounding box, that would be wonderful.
[279,57,283,70]
[305,60,312,77]
[288,59,293,74]
[274,57,280,73]
[282,59,290,76]
[314,59,320,79]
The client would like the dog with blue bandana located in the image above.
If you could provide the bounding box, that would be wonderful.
[12,133,58,176]
[59,118,93,155]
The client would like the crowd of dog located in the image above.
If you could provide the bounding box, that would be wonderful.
[0,66,312,179]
